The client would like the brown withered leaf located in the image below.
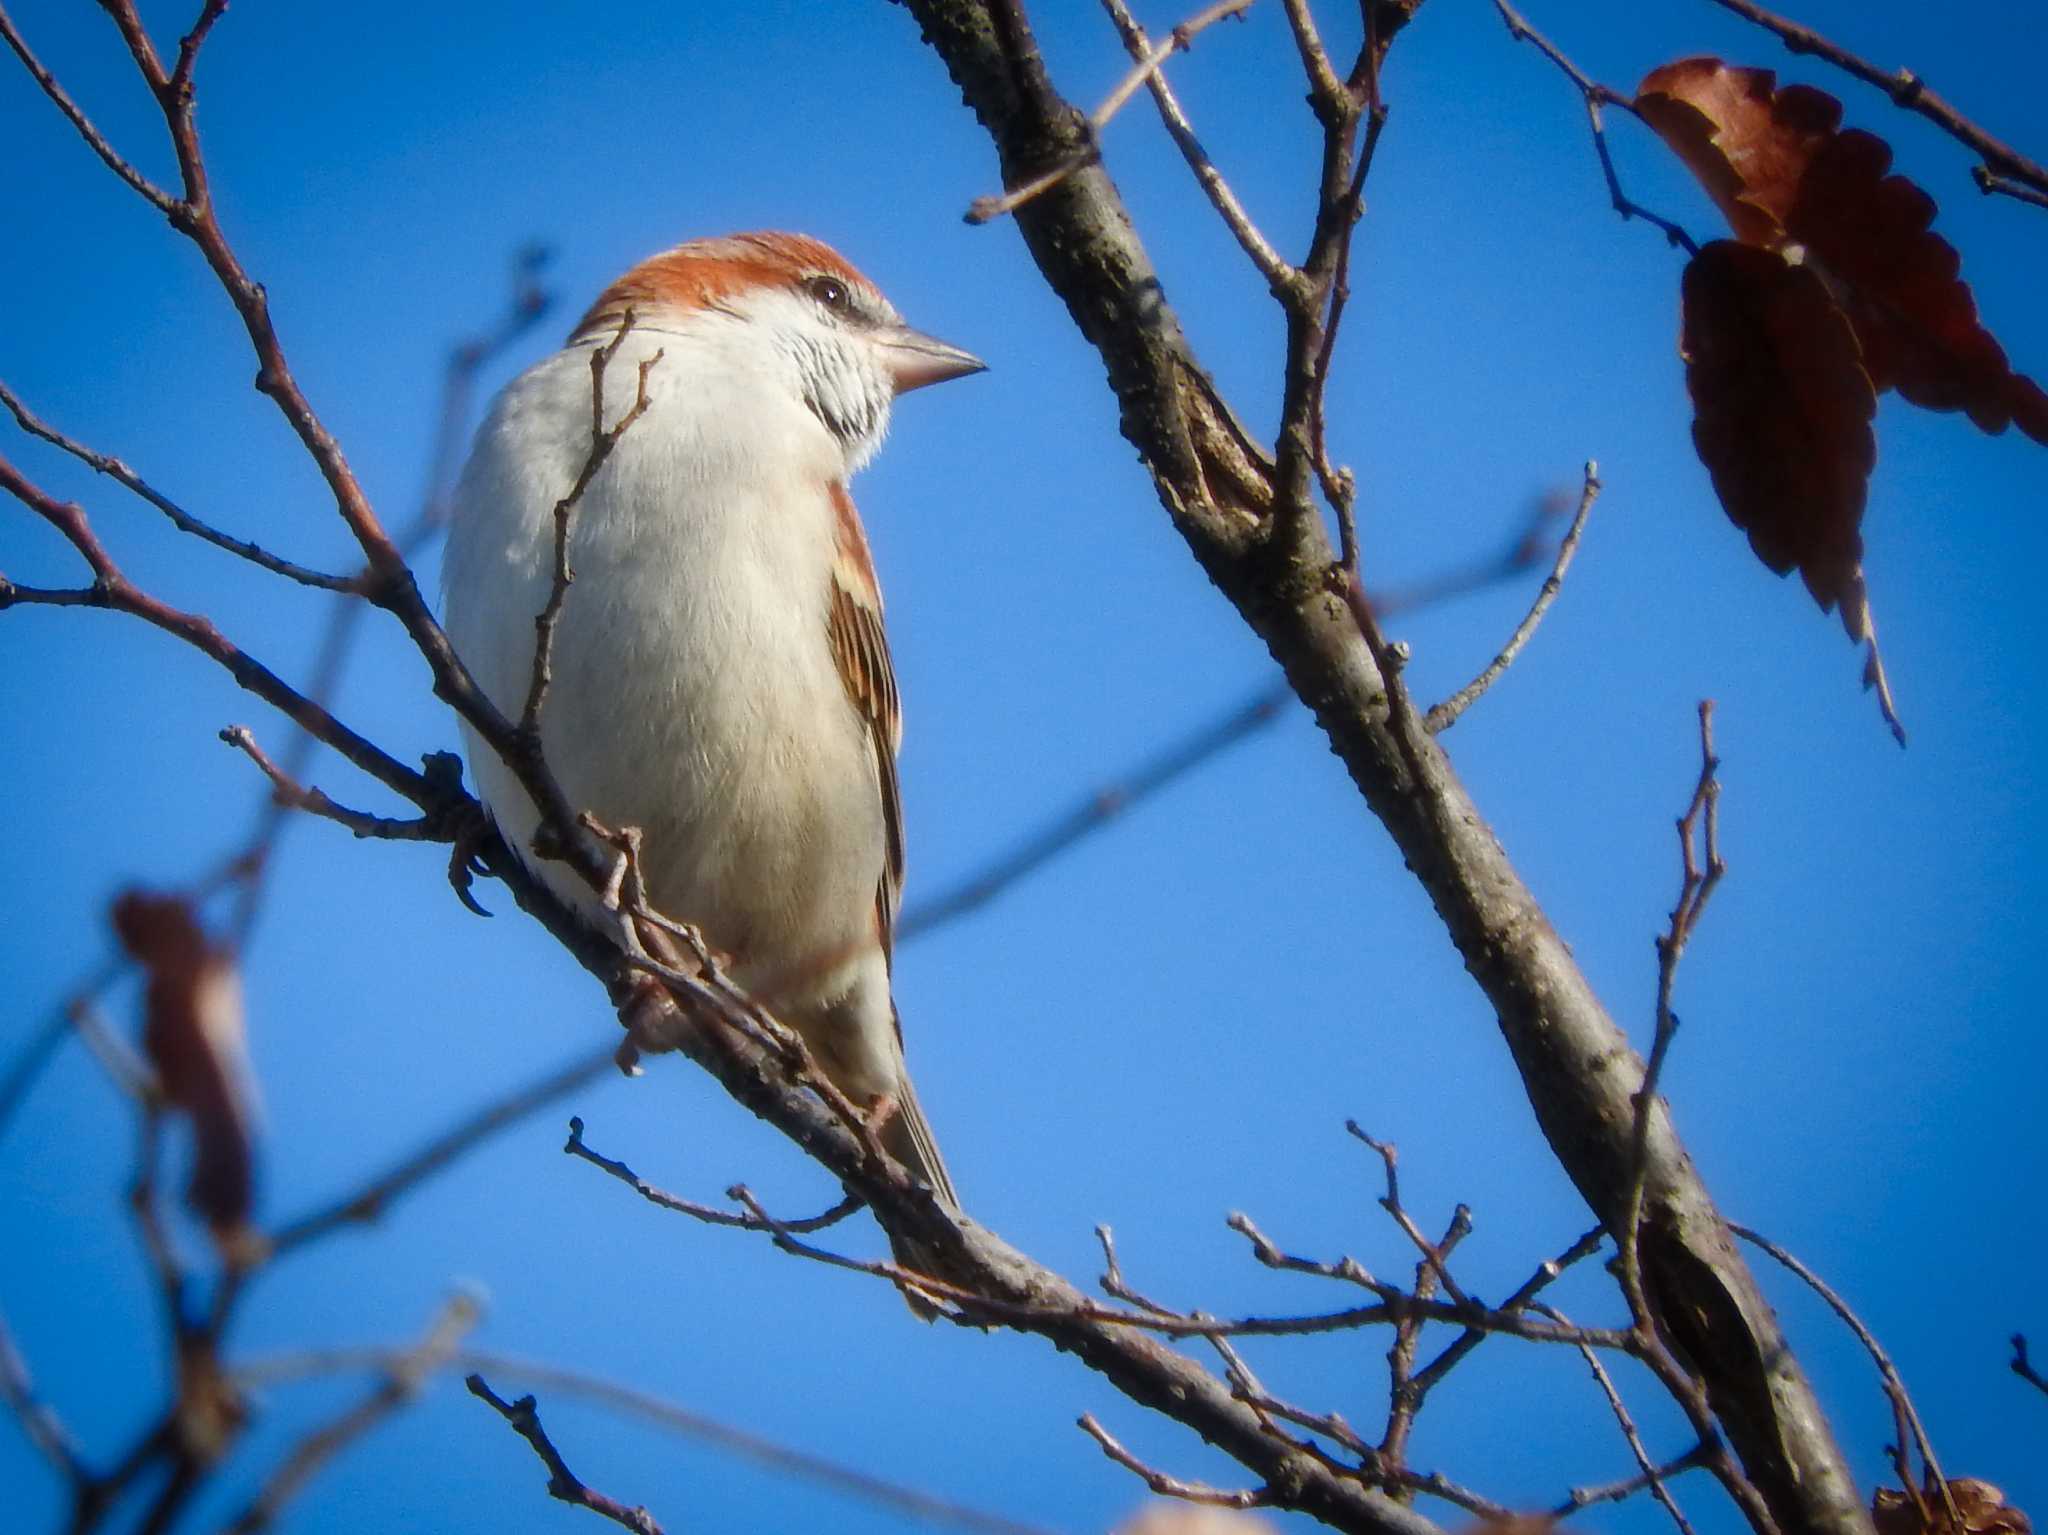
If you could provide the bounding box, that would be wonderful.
[1637,58,1840,245]
[1680,240,1903,741]
[111,891,257,1246]
[1792,130,2048,443]
[1874,1477,2033,1535]
[1638,56,2048,445]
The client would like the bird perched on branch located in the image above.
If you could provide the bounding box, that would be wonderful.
[442,233,984,1301]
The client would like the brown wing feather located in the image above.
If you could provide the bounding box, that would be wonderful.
[824,488,904,966]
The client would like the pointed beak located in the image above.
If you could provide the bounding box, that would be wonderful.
[878,324,986,394]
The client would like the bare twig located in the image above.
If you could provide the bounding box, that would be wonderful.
[1227,1212,1633,1352]
[1616,704,1724,1326]
[0,1309,88,1489]
[0,455,440,812]
[1347,1125,1473,1309]
[1704,0,2048,205]
[563,1117,863,1233]
[222,242,552,943]
[1974,170,2048,211]
[520,313,663,738]
[2014,1335,2048,1399]
[1732,1225,1958,1525]
[0,383,359,592]
[268,1048,618,1256]
[1491,1,1701,253]
[1079,1412,1273,1509]
[1409,1226,1605,1403]
[239,1345,1064,1535]
[1556,1448,1713,1520]
[0,4,176,211]
[1537,1302,1698,1535]
[1426,461,1601,733]
[223,1296,478,1535]
[1098,0,1300,294]
[1380,1203,1471,1478]
[220,726,448,843]
[468,1374,666,1535]
[901,685,1288,939]
[966,0,1256,224]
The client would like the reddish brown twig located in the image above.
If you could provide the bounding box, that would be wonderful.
[1703,0,2048,205]
[468,1374,667,1535]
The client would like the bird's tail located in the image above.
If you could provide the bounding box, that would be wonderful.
[879,1069,960,1319]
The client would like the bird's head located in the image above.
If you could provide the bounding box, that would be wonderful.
[571,232,984,471]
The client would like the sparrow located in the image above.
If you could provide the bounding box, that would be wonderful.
[441,233,983,1292]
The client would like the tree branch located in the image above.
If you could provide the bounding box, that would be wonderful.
[467,1374,666,1535]
[893,4,1868,1531]
[1703,0,2048,205]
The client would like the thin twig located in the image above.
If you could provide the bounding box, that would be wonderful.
[223,1296,478,1535]
[268,1048,618,1256]
[900,685,1288,939]
[1536,1303,1698,1535]
[0,1309,88,1488]
[1078,1413,1273,1509]
[1617,703,1724,1331]
[1427,461,1601,732]
[520,312,663,739]
[2014,1335,2048,1399]
[1348,1125,1473,1309]
[0,4,176,211]
[222,241,552,943]
[1705,0,2048,204]
[966,0,1256,224]
[1409,1226,1605,1402]
[1380,1204,1472,1479]
[1555,1447,1713,1520]
[564,1118,864,1233]
[0,383,359,592]
[1731,1224,1959,1526]
[1974,170,2048,211]
[220,726,448,843]
[1491,1,1700,253]
[468,1374,666,1535]
[1098,0,1300,294]
[238,1345,1064,1535]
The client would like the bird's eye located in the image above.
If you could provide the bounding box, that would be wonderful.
[805,275,852,314]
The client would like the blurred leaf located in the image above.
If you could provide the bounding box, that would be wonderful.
[111,891,257,1246]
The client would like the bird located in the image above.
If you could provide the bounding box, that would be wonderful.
[441,232,984,1298]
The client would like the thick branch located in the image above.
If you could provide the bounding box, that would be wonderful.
[892,5,1868,1532]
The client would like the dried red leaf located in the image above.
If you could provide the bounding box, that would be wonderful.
[111,891,257,1243]
[1637,58,1840,245]
[1637,56,2048,445]
[1874,1477,2033,1535]
[1792,130,2048,443]
[1680,241,1902,739]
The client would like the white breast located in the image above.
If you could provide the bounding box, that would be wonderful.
[441,321,888,1005]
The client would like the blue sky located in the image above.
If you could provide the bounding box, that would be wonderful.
[3,2,2043,1532]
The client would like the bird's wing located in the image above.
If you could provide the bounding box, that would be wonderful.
[824,483,905,965]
